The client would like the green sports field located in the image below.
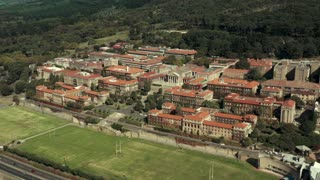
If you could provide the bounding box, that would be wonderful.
[16,126,277,180]
[0,106,68,144]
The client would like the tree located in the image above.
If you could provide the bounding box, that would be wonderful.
[241,137,252,147]
[201,100,219,109]
[246,68,263,81]
[235,59,250,69]
[0,84,13,96]
[130,91,138,101]
[19,67,31,82]
[105,98,114,105]
[13,95,20,105]
[290,95,305,109]
[126,98,134,105]
[134,101,144,112]
[143,81,151,92]
[14,80,27,94]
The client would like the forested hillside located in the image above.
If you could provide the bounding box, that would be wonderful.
[1,0,320,62]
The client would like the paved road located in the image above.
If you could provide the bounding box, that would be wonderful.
[0,154,68,180]
[27,100,259,155]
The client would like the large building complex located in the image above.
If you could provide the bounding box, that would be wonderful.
[164,87,213,108]
[273,59,320,82]
[105,65,145,79]
[207,78,259,98]
[148,104,252,141]
[36,84,108,107]
[63,70,102,88]
[224,93,296,123]
[98,76,138,94]
[261,79,320,99]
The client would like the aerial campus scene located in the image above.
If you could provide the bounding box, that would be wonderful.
[0,0,320,180]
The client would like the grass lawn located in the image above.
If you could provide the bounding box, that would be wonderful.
[0,106,68,144]
[78,31,129,48]
[16,126,277,180]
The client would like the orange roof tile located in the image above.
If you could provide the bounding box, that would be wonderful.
[261,86,282,92]
[149,109,161,114]
[203,121,233,129]
[214,112,243,121]
[233,123,248,129]
[165,87,213,98]
[158,113,183,121]
[99,76,138,86]
[282,99,295,108]
[63,70,102,80]
[262,80,320,90]
[165,49,197,55]
[184,111,209,122]
[107,65,144,74]
[208,78,259,89]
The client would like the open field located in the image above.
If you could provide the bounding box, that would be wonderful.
[0,106,68,144]
[16,126,277,180]
[78,31,129,48]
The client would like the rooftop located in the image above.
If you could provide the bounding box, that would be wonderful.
[63,70,102,79]
[247,58,273,67]
[184,111,210,122]
[208,78,259,89]
[165,87,213,98]
[261,86,282,93]
[99,76,137,86]
[225,93,278,105]
[203,121,233,129]
[282,99,296,108]
[165,49,197,55]
[261,79,320,90]
[107,65,144,74]
[214,112,243,121]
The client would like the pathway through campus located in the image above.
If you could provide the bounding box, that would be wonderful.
[22,123,73,141]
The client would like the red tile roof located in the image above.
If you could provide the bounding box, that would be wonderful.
[233,123,248,129]
[247,58,273,67]
[149,109,161,115]
[225,93,277,106]
[107,65,144,74]
[165,87,213,98]
[203,121,233,129]
[208,78,259,89]
[127,50,150,55]
[185,77,207,85]
[63,70,102,80]
[184,111,209,122]
[291,90,316,96]
[214,112,243,121]
[138,72,165,79]
[55,82,74,90]
[243,114,258,122]
[139,47,162,52]
[165,49,197,55]
[261,86,282,93]
[158,113,183,121]
[282,99,295,108]
[36,85,53,94]
[262,79,320,90]
[99,76,138,86]
[223,68,249,74]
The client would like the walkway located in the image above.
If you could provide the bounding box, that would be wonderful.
[22,123,72,141]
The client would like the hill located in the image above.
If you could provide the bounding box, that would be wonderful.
[0,0,319,61]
